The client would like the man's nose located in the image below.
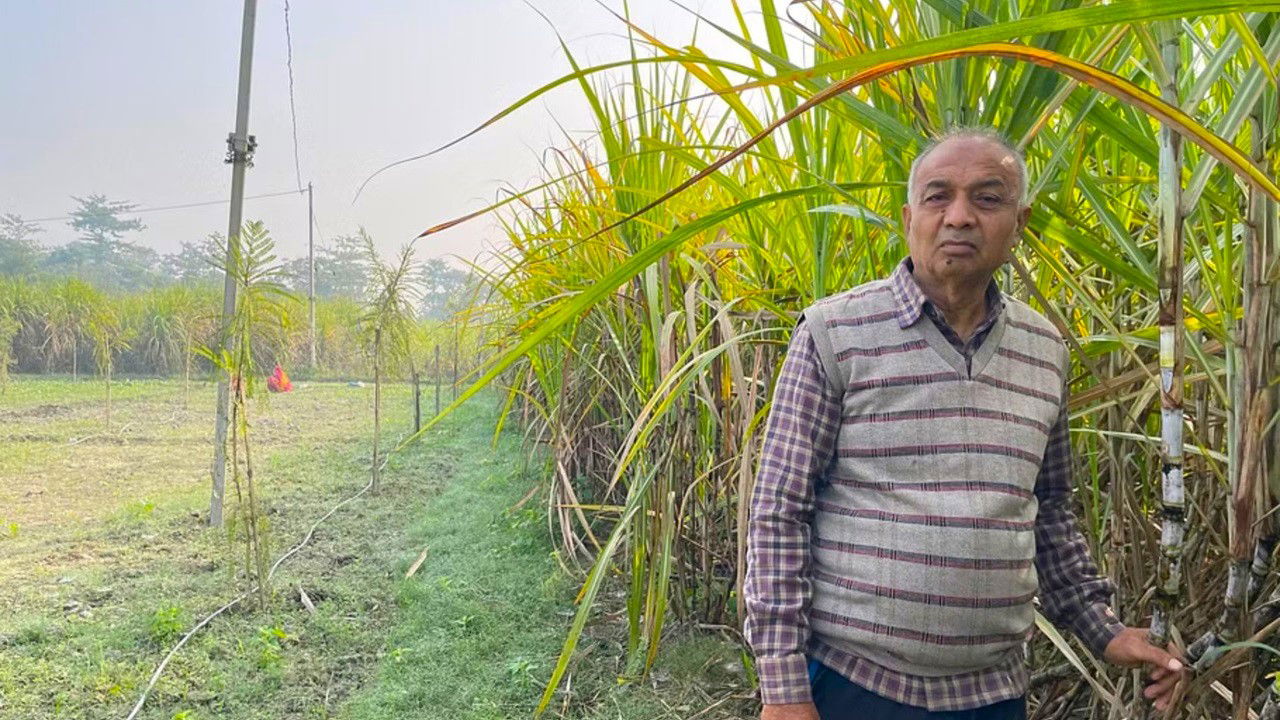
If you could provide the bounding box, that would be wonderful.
[943,197,976,228]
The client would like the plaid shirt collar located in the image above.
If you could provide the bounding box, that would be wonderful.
[887,256,1005,331]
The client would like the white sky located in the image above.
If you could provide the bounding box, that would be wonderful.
[1,1,759,268]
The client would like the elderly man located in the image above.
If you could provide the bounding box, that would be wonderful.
[744,128,1186,720]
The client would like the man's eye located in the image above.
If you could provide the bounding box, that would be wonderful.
[977,195,1001,204]
[924,193,946,202]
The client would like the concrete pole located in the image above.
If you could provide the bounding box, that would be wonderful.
[373,327,381,494]
[308,181,316,370]
[209,0,258,528]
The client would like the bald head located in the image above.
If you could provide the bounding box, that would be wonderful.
[899,127,1032,292]
[907,128,1028,207]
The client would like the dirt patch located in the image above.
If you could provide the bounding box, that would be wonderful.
[0,403,74,421]
[3,433,189,446]
[0,379,403,545]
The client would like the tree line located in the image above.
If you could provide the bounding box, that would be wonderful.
[0,205,490,388]
[1,194,474,318]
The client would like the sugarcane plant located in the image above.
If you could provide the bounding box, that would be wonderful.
[40,278,98,378]
[86,304,132,430]
[1247,96,1280,718]
[372,3,1280,717]
[1184,81,1280,720]
[0,310,19,395]
[359,229,419,494]
[1149,18,1188,652]
[200,220,294,608]
[141,285,215,408]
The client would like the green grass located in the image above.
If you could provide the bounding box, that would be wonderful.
[0,377,751,720]
[337,409,753,720]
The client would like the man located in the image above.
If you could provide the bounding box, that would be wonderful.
[744,128,1186,720]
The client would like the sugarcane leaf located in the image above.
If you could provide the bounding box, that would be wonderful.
[1034,612,1120,707]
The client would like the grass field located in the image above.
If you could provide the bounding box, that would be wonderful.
[0,377,752,720]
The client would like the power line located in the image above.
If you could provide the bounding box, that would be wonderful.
[284,0,304,192]
[24,189,305,224]
[310,206,328,244]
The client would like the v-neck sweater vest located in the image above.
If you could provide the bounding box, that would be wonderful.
[801,279,1068,678]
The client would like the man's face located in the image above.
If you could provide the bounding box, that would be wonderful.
[901,137,1031,286]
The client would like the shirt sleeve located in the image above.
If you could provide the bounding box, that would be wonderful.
[1034,369,1126,658]
[743,316,842,705]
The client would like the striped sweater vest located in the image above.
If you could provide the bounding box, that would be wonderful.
[802,278,1068,677]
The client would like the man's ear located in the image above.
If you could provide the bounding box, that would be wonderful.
[1006,206,1030,261]
[901,203,912,237]
[1016,205,1031,233]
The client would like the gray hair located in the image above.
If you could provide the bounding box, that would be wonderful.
[906,127,1029,206]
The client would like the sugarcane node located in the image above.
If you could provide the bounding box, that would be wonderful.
[1186,630,1220,662]
[1251,607,1280,633]
[1160,505,1187,520]
[1191,652,1220,674]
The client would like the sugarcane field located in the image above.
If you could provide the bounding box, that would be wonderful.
[3,2,1279,720]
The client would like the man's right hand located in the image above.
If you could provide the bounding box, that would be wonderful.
[761,702,820,720]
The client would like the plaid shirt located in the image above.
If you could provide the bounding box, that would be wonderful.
[745,258,1125,709]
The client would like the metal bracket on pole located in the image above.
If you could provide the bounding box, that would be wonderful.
[224,133,258,167]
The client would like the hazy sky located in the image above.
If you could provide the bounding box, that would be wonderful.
[1,1,752,267]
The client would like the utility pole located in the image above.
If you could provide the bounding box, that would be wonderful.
[209,0,259,528]
[308,181,316,370]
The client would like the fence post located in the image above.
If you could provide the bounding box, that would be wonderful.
[434,344,441,417]
[452,344,458,402]
[412,368,421,433]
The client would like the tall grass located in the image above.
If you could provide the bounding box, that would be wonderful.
[396,3,1280,717]
[0,275,489,386]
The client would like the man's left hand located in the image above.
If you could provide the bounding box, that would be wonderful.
[1103,627,1188,712]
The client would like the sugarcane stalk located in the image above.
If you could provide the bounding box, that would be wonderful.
[1189,100,1278,687]
[1250,530,1278,605]
[1150,20,1186,649]
[1259,694,1280,720]
[1249,99,1280,718]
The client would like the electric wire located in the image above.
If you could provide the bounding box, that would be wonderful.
[25,189,306,224]
[284,0,304,192]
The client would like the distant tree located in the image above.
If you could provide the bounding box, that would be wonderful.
[44,195,158,289]
[312,234,373,299]
[0,214,45,277]
[280,255,313,297]
[68,194,144,241]
[415,257,472,319]
[162,235,224,286]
